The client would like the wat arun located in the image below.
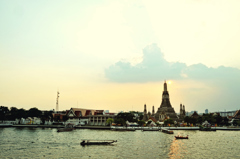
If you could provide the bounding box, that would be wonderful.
[155,81,178,121]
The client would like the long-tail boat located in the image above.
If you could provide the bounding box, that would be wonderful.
[175,135,188,139]
[80,140,117,146]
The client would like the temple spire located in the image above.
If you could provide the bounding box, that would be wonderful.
[152,105,155,116]
[155,81,177,121]
[164,81,167,91]
[144,104,147,114]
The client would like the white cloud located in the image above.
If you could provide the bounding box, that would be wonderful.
[105,43,240,83]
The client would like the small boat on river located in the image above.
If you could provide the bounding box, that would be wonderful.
[57,123,75,132]
[80,140,117,146]
[175,135,188,139]
[161,128,174,134]
[142,129,160,131]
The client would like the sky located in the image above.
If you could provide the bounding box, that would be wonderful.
[1,0,240,113]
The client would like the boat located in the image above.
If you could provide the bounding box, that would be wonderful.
[80,140,117,146]
[57,123,75,132]
[161,128,174,134]
[142,129,160,131]
[175,135,188,139]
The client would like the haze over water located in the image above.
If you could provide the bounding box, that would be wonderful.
[1,128,239,158]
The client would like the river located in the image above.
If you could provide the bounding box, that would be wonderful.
[0,127,239,158]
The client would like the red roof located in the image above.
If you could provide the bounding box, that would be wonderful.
[74,111,81,117]
[85,110,91,116]
[148,117,157,123]
[94,110,104,115]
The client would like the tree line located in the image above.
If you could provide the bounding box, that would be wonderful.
[184,113,232,126]
[107,112,236,127]
[0,106,54,124]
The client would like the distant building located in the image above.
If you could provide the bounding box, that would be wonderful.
[191,111,199,119]
[187,111,198,116]
[65,108,116,126]
[88,114,116,126]
[233,110,240,119]
[219,110,237,117]
[205,109,208,114]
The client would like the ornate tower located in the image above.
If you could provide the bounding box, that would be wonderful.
[144,104,147,114]
[152,105,155,116]
[179,103,185,121]
[155,81,178,121]
[180,104,183,116]
[183,105,186,116]
[142,104,148,121]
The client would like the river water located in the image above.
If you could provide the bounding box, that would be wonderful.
[0,127,239,159]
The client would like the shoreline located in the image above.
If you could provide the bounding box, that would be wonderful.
[1,124,240,131]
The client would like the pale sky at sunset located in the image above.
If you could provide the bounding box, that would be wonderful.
[1,0,240,113]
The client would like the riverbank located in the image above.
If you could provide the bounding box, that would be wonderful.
[0,124,111,130]
[1,124,240,131]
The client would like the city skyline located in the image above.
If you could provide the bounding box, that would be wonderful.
[1,0,240,113]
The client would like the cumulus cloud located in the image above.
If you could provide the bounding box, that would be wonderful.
[105,44,187,82]
[105,43,240,84]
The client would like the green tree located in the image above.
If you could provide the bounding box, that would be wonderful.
[62,115,69,122]
[197,116,203,125]
[164,118,174,126]
[189,117,197,126]
[28,107,42,118]
[222,117,230,126]
[233,120,238,126]
[114,118,125,126]
[214,115,223,126]
[184,116,190,125]
[137,120,146,126]
[0,106,9,121]
[202,114,216,125]
[9,107,18,120]
[16,108,27,119]
[106,118,114,126]
[237,120,240,126]
[115,112,137,122]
